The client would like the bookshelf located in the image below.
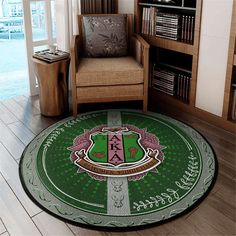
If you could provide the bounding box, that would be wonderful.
[134,0,236,132]
[223,0,236,123]
[134,0,202,105]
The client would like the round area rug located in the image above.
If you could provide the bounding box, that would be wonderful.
[19,110,217,229]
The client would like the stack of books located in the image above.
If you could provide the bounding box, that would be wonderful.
[152,67,176,96]
[156,12,181,41]
[152,65,192,102]
[33,49,70,63]
[141,7,195,44]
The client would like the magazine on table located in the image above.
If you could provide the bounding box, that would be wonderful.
[33,49,70,63]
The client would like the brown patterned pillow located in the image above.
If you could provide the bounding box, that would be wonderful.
[82,15,128,57]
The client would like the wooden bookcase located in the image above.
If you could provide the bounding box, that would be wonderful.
[134,0,236,133]
[223,0,236,123]
[134,0,202,108]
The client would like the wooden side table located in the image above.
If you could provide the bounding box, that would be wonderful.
[32,57,70,116]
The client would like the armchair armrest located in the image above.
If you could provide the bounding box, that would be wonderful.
[131,33,150,112]
[70,35,81,72]
[131,33,149,66]
[70,35,81,115]
[70,34,84,77]
[133,33,150,49]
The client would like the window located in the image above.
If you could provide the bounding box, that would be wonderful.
[9,3,23,17]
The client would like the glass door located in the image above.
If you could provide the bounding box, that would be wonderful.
[0,0,29,100]
[22,0,56,95]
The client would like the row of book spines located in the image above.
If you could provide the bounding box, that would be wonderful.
[80,0,117,14]
[142,8,181,35]
[176,74,191,102]
[152,76,175,96]
[152,78,191,101]
[156,15,195,43]
[157,15,195,43]
[180,15,195,44]
[141,7,157,36]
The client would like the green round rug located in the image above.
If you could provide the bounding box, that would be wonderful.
[19,110,217,229]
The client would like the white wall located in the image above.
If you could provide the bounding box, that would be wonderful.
[55,0,70,51]
[195,0,233,116]
[118,0,134,13]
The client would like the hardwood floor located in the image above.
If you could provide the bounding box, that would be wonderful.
[0,95,235,236]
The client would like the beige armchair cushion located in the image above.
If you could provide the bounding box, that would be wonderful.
[76,57,143,87]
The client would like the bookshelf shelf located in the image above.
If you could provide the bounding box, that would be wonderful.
[149,88,190,109]
[142,34,195,55]
[158,62,192,74]
[138,3,196,12]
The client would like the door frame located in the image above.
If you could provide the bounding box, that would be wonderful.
[22,0,56,96]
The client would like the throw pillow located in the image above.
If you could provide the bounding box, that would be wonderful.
[83,15,128,57]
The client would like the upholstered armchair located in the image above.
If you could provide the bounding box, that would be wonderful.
[70,14,149,117]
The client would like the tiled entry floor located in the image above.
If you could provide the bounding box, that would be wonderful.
[0,70,29,100]
[0,40,29,100]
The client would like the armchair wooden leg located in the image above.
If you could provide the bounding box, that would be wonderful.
[73,102,78,118]
[143,98,148,113]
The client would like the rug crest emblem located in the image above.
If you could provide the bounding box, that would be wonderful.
[68,124,165,180]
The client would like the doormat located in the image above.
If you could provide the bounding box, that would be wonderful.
[19,110,217,229]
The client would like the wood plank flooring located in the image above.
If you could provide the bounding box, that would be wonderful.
[0,95,235,236]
